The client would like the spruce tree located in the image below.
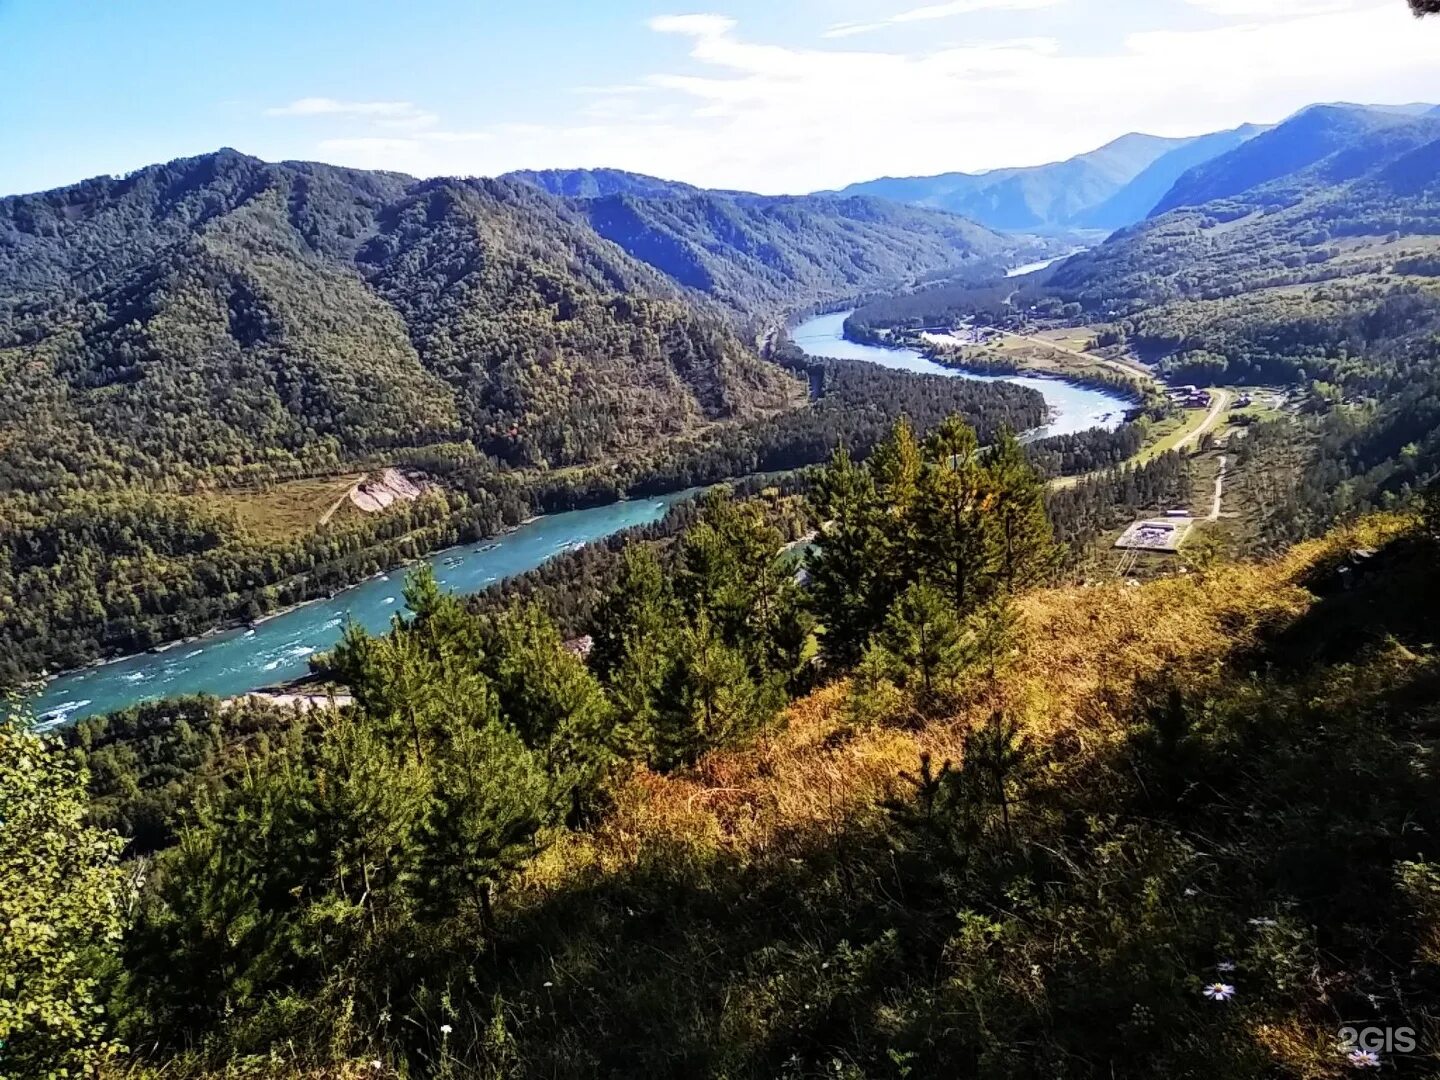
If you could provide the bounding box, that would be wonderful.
[917,417,996,618]
[983,427,1057,592]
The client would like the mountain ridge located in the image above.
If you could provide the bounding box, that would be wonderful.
[0,149,800,482]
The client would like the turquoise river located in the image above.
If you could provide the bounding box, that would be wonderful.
[32,307,1128,723]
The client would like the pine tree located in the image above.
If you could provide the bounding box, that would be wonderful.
[589,544,674,679]
[415,716,551,941]
[483,603,617,819]
[678,486,785,652]
[964,711,1036,840]
[653,610,775,769]
[807,445,891,668]
[591,545,683,761]
[878,581,968,717]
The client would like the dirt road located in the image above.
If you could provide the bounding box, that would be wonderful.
[995,330,1156,384]
[1207,455,1227,521]
[1177,388,1232,452]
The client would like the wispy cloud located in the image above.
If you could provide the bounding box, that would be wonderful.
[262,5,1438,194]
[1183,0,1381,15]
[825,0,1066,39]
[649,14,738,37]
[265,97,438,129]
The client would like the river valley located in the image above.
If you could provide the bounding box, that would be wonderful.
[33,311,1128,724]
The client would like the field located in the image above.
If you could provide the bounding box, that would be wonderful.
[190,474,365,543]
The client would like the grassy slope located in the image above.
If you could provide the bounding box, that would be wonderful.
[484,514,1432,1077]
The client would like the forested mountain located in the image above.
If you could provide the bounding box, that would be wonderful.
[0,150,1069,683]
[500,167,703,200]
[831,131,1202,233]
[1151,104,1430,215]
[1045,107,1440,311]
[0,149,799,483]
[574,191,1040,317]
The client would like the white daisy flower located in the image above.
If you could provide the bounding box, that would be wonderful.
[1202,982,1235,1001]
[1346,1048,1381,1068]
[440,1023,453,1036]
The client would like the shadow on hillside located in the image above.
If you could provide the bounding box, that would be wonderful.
[388,615,1440,1079]
[1246,532,1440,670]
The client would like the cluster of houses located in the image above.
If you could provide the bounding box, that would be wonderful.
[1166,384,1213,409]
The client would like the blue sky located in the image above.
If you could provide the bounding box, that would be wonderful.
[1,0,1436,196]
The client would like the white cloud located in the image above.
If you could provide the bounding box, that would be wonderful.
[277,4,1440,193]
[826,0,1067,39]
[648,14,738,37]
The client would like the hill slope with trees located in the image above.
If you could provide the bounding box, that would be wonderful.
[13,417,1440,1078]
[572,190,1042,317]
[0,149,800,483]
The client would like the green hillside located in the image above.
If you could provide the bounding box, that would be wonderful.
[0,151,798,483]
[574,190,1039,317]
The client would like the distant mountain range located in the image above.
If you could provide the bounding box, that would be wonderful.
[498,171,1049,316]
[821,103,1435,235]
[1044,103,1440,309]
[504,103,1434,239]
[570,190,1041,317]
[828,131,1201,233]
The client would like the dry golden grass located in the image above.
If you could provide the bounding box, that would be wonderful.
[189,475,366,543]
[524,514,1413,896]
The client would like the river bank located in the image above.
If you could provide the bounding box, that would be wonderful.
[789,310,1132,440]
[34,307,1131,725]
[32,492,700,725]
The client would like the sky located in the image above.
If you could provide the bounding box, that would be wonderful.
[1,0,1436,197]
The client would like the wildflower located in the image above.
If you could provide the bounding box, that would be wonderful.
[440,1023,452,1037]
[1216,961,1236,973]
[1202,982,1235,1002]
[1346,1049,1381,1069]
[543,981,554,988]
[369,1061,383,1072]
